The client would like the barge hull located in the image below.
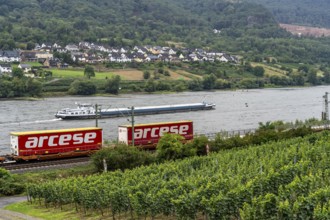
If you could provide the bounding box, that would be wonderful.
[55,103,215,120]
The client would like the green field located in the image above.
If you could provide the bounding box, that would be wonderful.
[24,62,43,66]
[51,69,114,79]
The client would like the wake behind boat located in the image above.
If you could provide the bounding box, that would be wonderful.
[55,102,216,120]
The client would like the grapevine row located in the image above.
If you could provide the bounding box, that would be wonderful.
[27,132,330,219]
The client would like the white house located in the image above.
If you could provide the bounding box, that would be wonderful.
[0,50,20,62]
[65,44,79,52]
[18,64,32,73]
[0,63,12,74]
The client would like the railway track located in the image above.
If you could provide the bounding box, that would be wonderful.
[0,157,91,173]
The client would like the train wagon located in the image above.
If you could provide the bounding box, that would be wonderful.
[118,120,193,148]
[10,127,103,161]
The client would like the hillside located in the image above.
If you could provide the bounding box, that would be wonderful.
[0,0,282,48]
[1,0,330,66]
[245,0,330,28]
[280,24,330,37]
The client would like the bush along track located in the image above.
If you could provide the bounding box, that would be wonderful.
[26,131,330,219]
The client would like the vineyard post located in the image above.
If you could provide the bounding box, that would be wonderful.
[131,106,135,146]
[322,92,329,123]
[103,159,107,172]
[95,104,98,127]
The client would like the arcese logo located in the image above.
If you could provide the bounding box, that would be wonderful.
[24,132,97,148]
[134,124,190,139]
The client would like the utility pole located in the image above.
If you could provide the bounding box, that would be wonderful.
[95,104,98,127]
[129,106,135,146]
[322,92,329,121]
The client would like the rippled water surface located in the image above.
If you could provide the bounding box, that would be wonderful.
[0,87,328,153]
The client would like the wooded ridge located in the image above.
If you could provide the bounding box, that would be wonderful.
[0,0,330,78]
[0,0,283,48]
[245,0,330,29]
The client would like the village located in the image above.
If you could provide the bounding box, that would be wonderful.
[0,42,238,77]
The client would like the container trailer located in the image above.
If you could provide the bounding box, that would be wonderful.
[118,120,193,148]
[9,127,103,161]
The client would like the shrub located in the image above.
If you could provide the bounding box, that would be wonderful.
[210,125,314,152]
[156,133,196,161]
[0,168,25,196]
[185,135,209,156]
[91,144,157,172]
[68,80,96,95]
[211,134,250,152]
[0,168,10,179]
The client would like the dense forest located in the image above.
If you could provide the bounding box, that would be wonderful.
[0,0,330,65]
[246,0,330,28]
[0,0,282,46]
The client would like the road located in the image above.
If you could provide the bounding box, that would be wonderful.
[0,196,41,220]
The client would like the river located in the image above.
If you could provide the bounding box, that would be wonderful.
[0,86,328,154]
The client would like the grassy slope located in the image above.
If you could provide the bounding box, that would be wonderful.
[251,62,288,76]
[46,61,312,92]
[50,67,200,81]
[5,202,82,220]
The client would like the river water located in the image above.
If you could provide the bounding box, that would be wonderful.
[0,86,328,154]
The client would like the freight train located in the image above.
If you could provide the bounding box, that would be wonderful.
[118,121,193,148]
[0,121,193,163]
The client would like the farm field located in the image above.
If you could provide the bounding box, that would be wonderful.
[110,69,144,80]
[251,62,287,77]
[51,69,114,79]
[170,69,201,80]
[49,68,194,81]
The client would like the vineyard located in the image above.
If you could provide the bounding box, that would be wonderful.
[27,131,330,219]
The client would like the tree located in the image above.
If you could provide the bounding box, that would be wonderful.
[253,66,265,77]
[143,71,151,80]
[184,135,209,156]
[53,52,74,65]
[73,20,89,30]
[298,65,309,73]
[202,73,217,90]
[215,79,231,89]
[25,79,42,97]
[173,81,187,92]
[26,42,35,50]
[69,80,96,95]
[144,79,156,92]
[12,67,24,78]
[307,70,318,85]
[104,75,121,94]
[292,74,305,86]
[12,78,26,96]
[84,66,95,79]
[156,133,196,161]
[187,79,203,91]
[323,71,330,84]
[244,62,253,72]
[0,80,14,98]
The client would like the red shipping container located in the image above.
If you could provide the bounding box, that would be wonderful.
[10,127,103,156]
[118,121,193,148]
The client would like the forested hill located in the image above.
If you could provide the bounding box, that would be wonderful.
[245,0,330,28]
[0,0,284,49]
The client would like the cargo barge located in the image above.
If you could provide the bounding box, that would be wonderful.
[55,102,215,120]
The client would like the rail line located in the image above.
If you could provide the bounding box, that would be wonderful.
[0,157,90,172]
[1,124,329,173]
